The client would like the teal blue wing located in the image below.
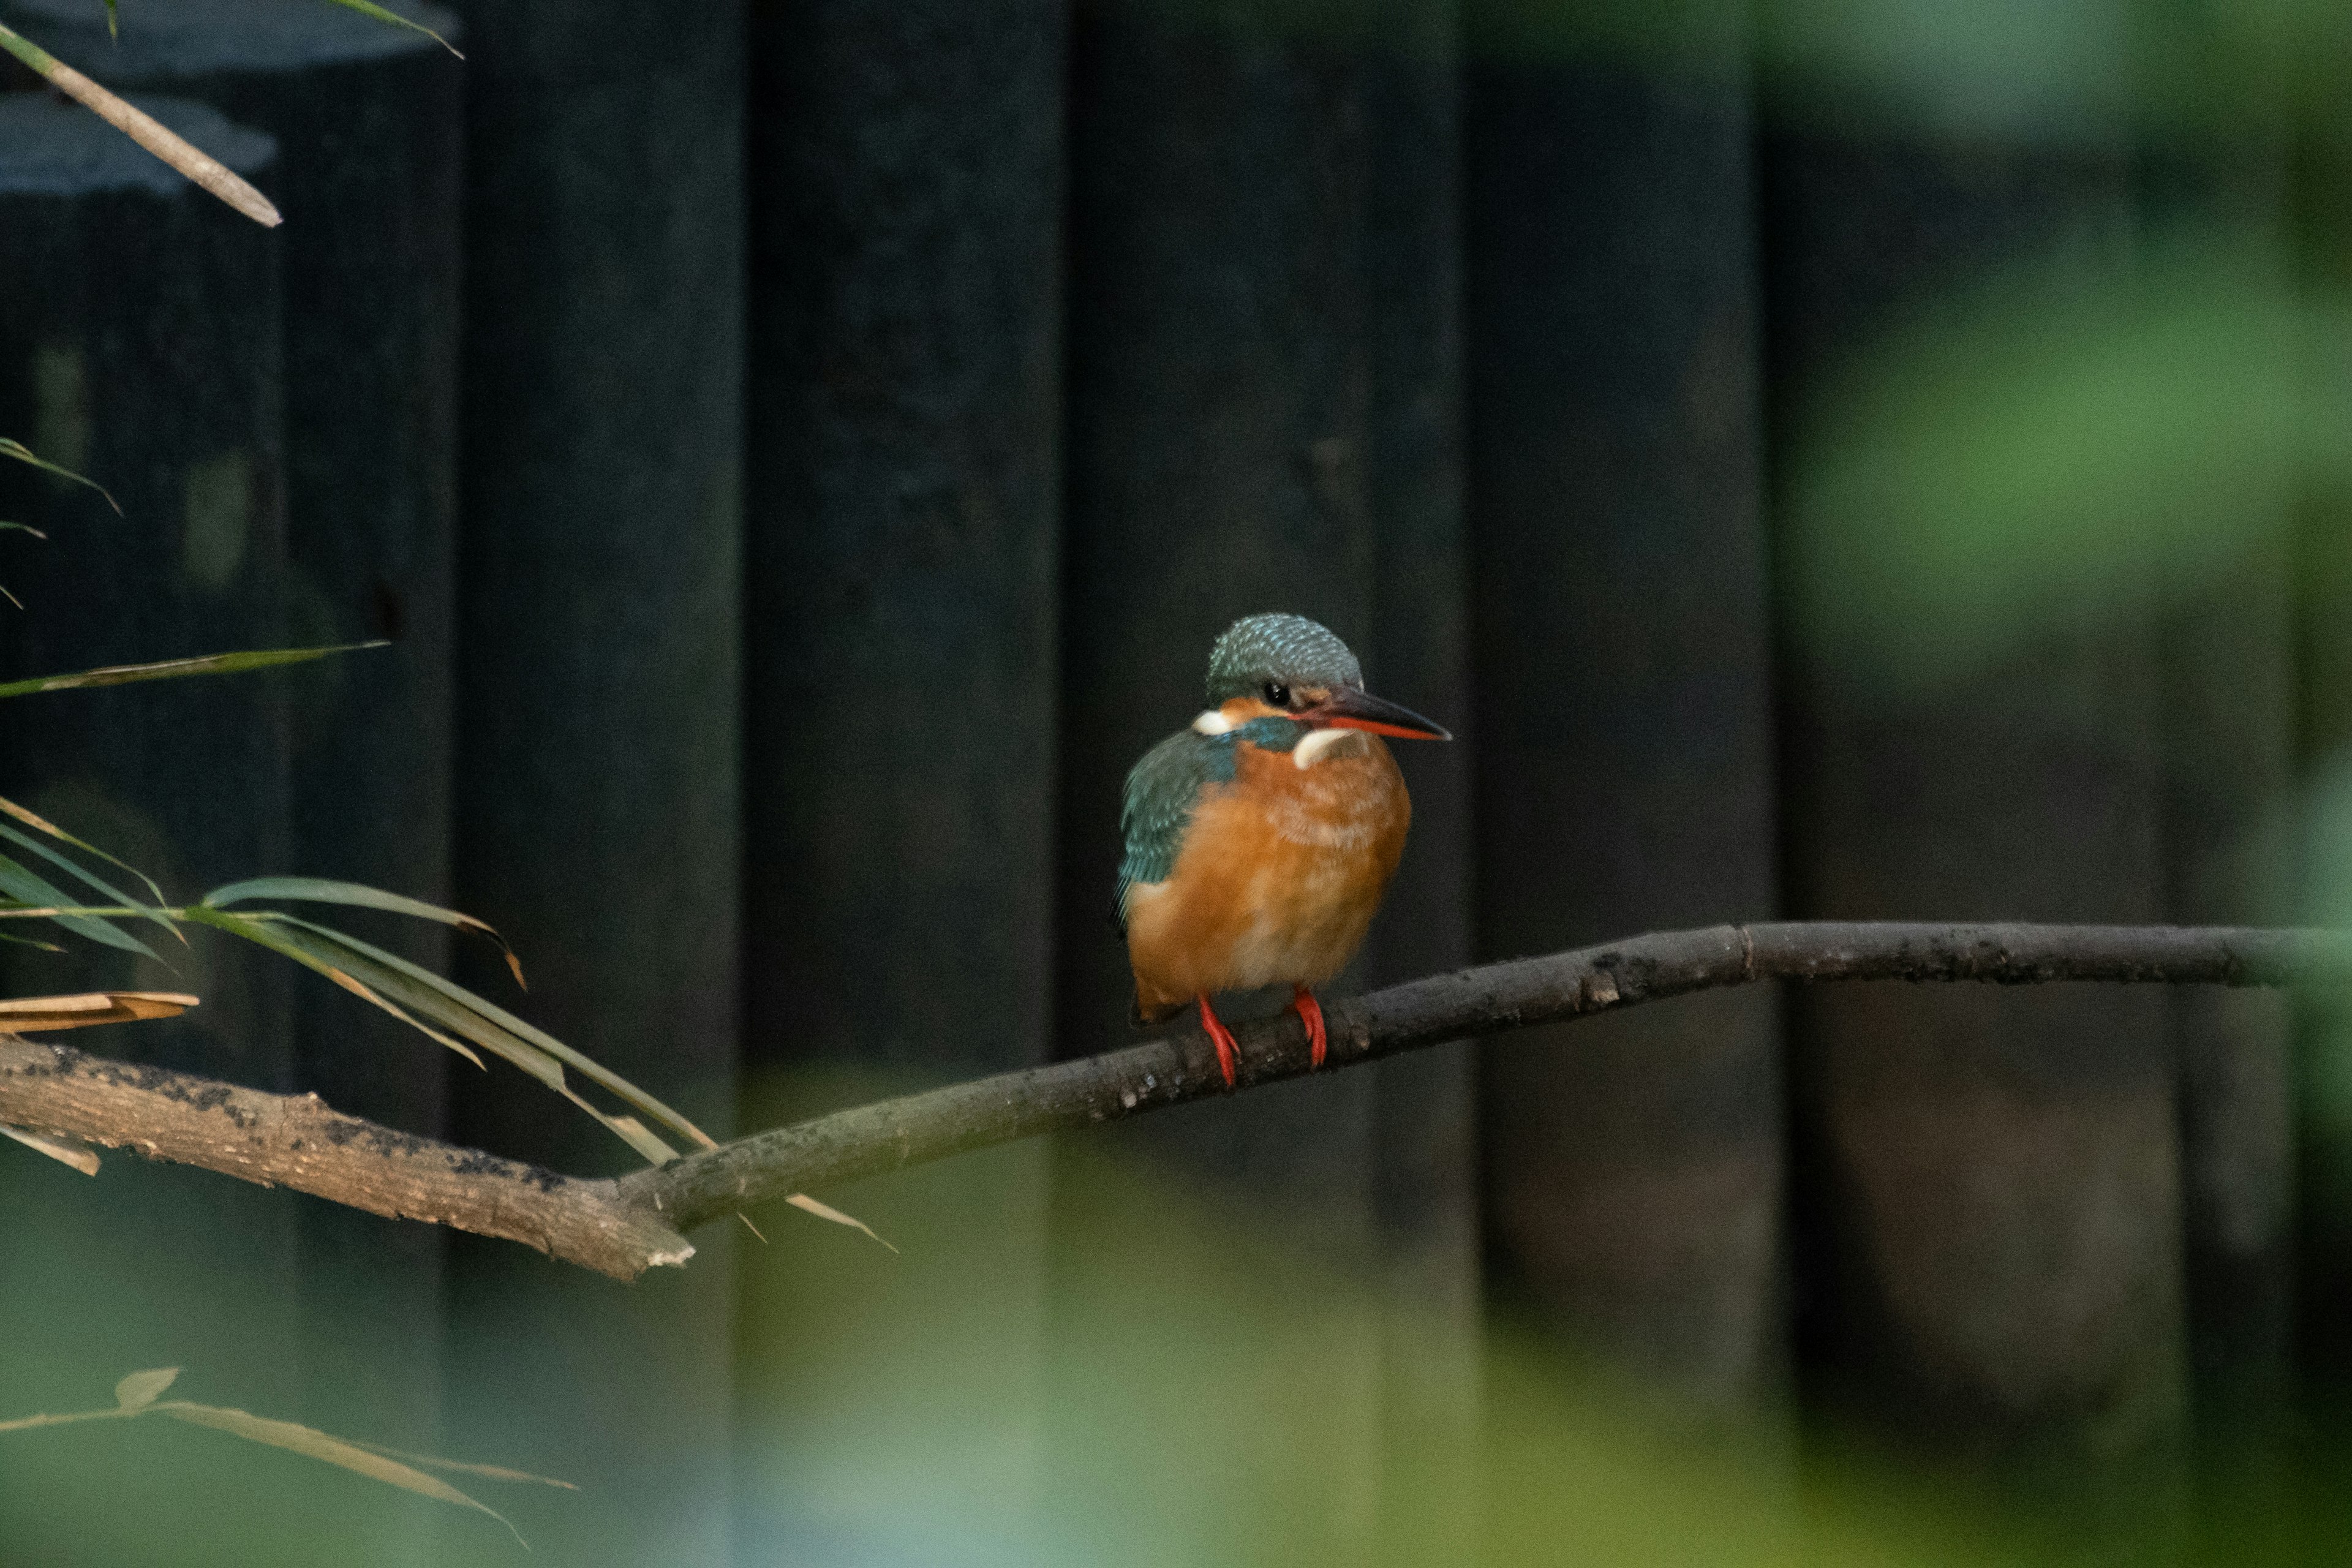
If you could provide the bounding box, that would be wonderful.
[1115,728,1237,936]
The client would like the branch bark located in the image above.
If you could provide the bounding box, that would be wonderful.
[7,921,2350,1280]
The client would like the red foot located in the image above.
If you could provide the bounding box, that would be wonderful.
[1291,985,1327,1069]
[1197,992,1240,1089]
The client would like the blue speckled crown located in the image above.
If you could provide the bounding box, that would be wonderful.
[1205,613,1362,702]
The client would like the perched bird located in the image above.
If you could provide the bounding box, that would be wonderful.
[1117,612,1451,1087]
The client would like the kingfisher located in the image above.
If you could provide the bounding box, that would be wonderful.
[1117,612,1451,1088]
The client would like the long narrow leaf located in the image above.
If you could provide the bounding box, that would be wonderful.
[0,854,153,956]
[250,921,673,1160]
[3,1372,541,1544]
[0,642,383,700]
[344,1439,578,1489]
[0,991,193,1031]
[243,916,679,1161]
[178,907,487,1072]
[263,913,717,1151]
[318,0,462,56]
[0,438,118,514]
[0,819,174,944]
[0,794,168,908]
[157,1403,523,1543]
[203,877,523,988]
[0,25,279,226]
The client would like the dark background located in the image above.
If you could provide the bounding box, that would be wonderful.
[0,0,2345,1562]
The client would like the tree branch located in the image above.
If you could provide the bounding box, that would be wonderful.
[7,922,2350,1280]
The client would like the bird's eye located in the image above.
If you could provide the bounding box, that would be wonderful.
[1263,680,1291,708]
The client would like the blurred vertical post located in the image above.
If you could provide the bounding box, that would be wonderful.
[445,1,744,1562]
[0,89,310,1546]
[736,0,1065,1556]
[2136,79,2299,1551]
[2,0,469,1470]
[2291,13,2352,1551]
[1764,45,2187,1554]
[1362,4,1480,1562]
[1050,1,1472,1559]
[1462,0,1784,1452]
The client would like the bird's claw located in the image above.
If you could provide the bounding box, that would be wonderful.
[1197,993,1240,1089]
[1291,985,1327,1069]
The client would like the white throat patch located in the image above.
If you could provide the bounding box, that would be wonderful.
[1292,727,1370,769]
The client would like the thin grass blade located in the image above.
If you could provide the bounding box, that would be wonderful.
[0,522,46,536]
[0,642,385,700]
[262,913,717,1150]
[0,853,153,956]
[0,438,118,514]
[0,817,174,943]
[203,877,524,987]
[156,1403,523,1545]
[178,907,489,1071]
[0,794,170,908]
[318,0,462,56]
[344,1439,577,1489]
[0,25,279,226]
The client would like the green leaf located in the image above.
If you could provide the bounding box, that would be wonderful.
[0,437,118,514]
[156,1403,523,1545]
[0,793,170,910]
[317,0,462,56]
[177,907,490,1073]
[0,818,172,940]
[261,913,716,1152]
[0,522,47,537]
[0,853,153,956]
[114,1368,177,1410]
[0,642,385,700]
[203,877,524,988]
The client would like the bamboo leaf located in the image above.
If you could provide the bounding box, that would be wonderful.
[156,1403,524,1545]
[0,641,385,699]
[0,815,175,943]
[0,24,280,226]
[0,991,194,1031]
[0,793,168,908]
[203,877,524,988]
[1,1123,99,1174]
[0,438,118,514]
[345,1439,578,1489]
[317,0,462,56]
[260,913,717,1152]
[0,853,153,956]
[177,907,489,1072]
[785,1193,899,1253]
[114,1368,178,1410]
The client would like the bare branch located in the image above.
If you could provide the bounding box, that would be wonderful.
[6,921,2351,1280]
[0,1036,690,1280]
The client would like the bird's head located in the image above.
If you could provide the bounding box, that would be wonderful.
[1196,613,1451,741]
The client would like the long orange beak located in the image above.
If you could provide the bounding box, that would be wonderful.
[1313,687,1452,741]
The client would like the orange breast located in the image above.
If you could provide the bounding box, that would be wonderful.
[1126,734,1411,1019]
